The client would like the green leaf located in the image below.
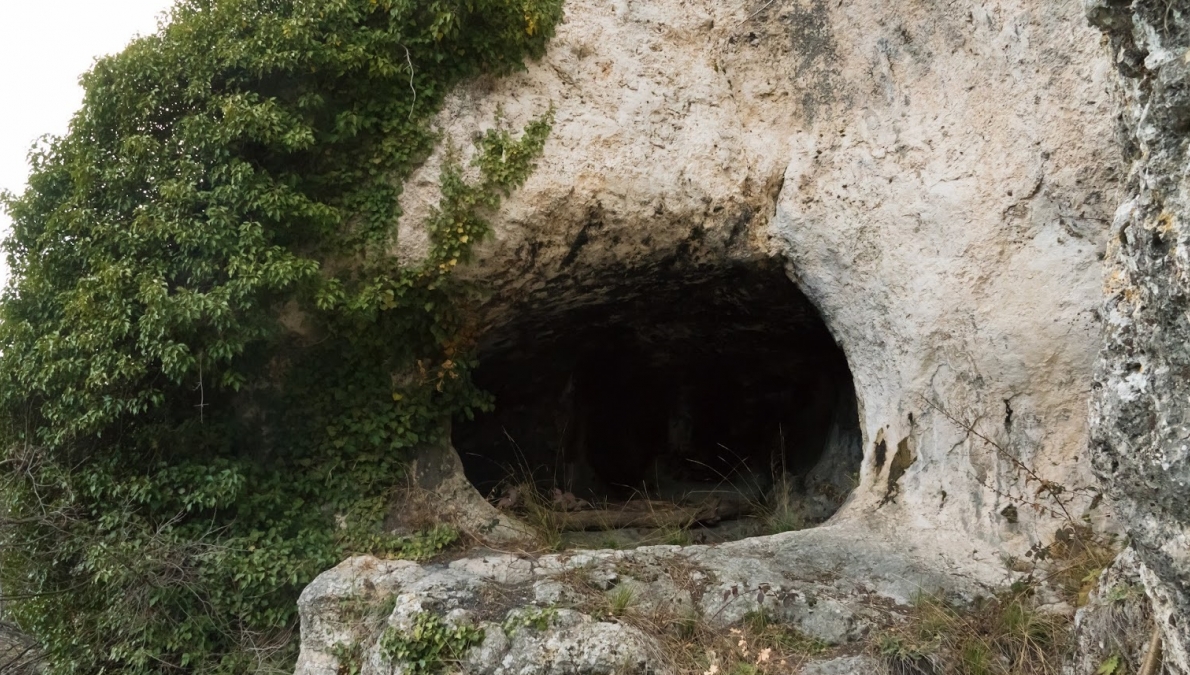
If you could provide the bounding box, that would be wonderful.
[1096,654,1121,675]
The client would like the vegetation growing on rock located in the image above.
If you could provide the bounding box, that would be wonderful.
[0,0,560,671]
[378,612,485,675]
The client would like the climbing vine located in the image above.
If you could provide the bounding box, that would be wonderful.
[0,0,560,672]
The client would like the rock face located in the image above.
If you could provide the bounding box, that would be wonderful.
[1083,0,1190,671]
[400,0,1119,551]
[295,0,1152,671]
[294,522,1001,674]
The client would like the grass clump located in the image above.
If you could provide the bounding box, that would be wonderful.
[756,473,808,535]
[741,611,829,657]
[491,480,567,551]
[874,526,1118,675]
[608,585,638,617]
[878,593,1065,675]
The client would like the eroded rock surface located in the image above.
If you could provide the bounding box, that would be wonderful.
[295,523,1002,674]
[396,0,1120,553]
[295,0,1163,671]
[1083,0,1190,671]
[1069,548,1163,675]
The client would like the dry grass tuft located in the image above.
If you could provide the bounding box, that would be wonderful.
[754,472,807,535]
[873,526,1118,675]
[496,480,567,551]
[878,592,1067,675]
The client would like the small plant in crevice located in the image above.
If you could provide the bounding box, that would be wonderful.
[329,641,365,675]
[327,593,401,675]
[1096,653,1124,675]
[608,585,638,617]
[1025,525,1119,609]
[501,606,558,637]
[378,612,484,675]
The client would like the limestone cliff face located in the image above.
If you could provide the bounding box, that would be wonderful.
[397,0,1120,552]
[292,1,1165,672]
[1084,0,1190,670]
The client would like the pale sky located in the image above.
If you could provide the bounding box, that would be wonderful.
[0,0,174,251]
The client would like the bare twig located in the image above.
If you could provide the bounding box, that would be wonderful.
[193,355,206,423]
[402,45,417,120]
[737,0,777,25]
[920,396,1076,524]
[1139,624,1163,675]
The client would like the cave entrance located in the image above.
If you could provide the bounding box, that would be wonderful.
[453,262,862,545]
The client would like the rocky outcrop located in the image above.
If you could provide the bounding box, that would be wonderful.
[1082,0,1190,671]
[294,0,1149,670]
[387,435,536,546]
[294,522,1003,674]
[399,0,1119,551]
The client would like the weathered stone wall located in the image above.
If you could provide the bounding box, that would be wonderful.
[292,0,1170,671]
[1083,0,1190,671]
[397,0,1121,553]
[766,0,1120,545]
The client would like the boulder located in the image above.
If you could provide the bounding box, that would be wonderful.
[295,523,999,674]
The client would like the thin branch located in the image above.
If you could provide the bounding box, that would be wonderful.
[402,45,417,120]
[920,395,1076,524]
[1139,625,1163,675]
[737,0,777,25]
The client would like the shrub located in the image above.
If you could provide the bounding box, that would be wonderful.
[0,0,561,671]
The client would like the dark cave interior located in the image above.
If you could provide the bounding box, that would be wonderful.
[453,262,862,529]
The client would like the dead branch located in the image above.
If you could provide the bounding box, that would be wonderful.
[1139,624,1163,675]
[920,396,1076,524]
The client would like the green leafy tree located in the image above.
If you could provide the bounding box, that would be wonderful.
[0,0,560,672]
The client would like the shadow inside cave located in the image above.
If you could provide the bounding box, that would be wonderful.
[453,261,862,545]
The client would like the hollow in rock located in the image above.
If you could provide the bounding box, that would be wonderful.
[454,262,862,545]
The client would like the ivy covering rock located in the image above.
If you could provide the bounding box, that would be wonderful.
[0,0,560,672]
